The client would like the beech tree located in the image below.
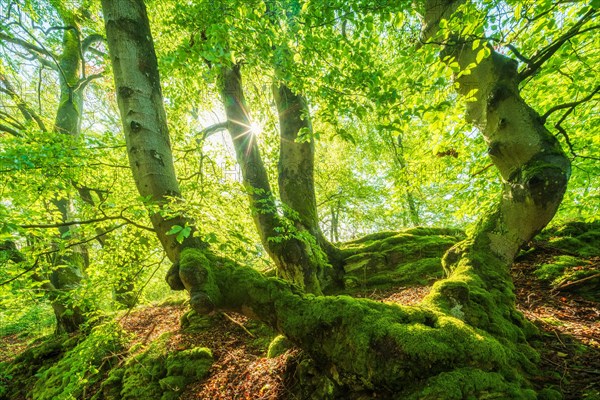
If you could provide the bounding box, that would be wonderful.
[94,0,597,396]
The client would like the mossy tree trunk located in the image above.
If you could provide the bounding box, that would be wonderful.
[420,0,571,337]
[220,65,333,293]
[47,11,90,334]
[102,0,569,396]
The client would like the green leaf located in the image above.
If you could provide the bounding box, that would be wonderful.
[166,225,183,235]
[176,226,192,243]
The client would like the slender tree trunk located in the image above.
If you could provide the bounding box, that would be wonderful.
[273,83,345,284]
[47,14,88,333]
[220,65,326,293]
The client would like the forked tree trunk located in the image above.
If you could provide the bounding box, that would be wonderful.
[102,0,570,396]
[220,65,327,293]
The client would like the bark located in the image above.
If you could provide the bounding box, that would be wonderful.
[220,65,326,293]
[101,0,200,278]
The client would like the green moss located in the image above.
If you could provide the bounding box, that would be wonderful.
[31,322,127,400]
[182,246,534,395]
[340,229,461,290]
[94,332,212,400]
[409,368,537,400]
[539,221,600,257]
[180,310,213,332]
[534,255,581,282]
[0,334,78,400]
[267,335,293,358]
[179,249,223,313]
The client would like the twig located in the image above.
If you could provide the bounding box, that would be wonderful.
[554,273,600,292]
[222,312,255,337]
[519,10,598,82]
[541,85,600,123]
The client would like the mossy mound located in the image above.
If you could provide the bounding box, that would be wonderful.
[30,322,127,400]
[0,334,80,400]
[340,227,464,289]
[533,221,600,301]
[92,332,212,400]
[538,221,600,258]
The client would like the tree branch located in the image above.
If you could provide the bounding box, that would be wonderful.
[519,10,598,82]
[553,101,600,161]
[541,85,600,123]
[0,71,48,131]
[20,213,154,232]
[81,33,105,53]
[197,121,228,142]
[0,223,128,287]
[0,32,57,69]
[0,123,21,136]
[75,72,105,92]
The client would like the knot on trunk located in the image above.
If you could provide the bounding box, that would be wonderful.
[179,249,222,314]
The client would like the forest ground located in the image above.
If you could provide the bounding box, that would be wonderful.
[1,239,598,399]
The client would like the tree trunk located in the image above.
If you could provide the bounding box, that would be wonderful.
[101,0,201,294]
[47,13,88,333]
[273,83,345,285]
[220,65,327,293]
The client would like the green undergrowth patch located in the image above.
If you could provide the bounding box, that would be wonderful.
[340,227,464,291]
[92,332,212,400]
[30,321,128,400]
[0,333,81,400]
[0,303,55,339]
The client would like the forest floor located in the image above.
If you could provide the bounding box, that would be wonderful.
[124,249,599,399]
[1,247,598,399]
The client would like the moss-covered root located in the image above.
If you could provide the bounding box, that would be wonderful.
[179,248,533,395]
[409,368,538,399]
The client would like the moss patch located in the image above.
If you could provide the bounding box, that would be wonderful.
[539,221,600,258]
[92,332,212,400]
[0,334,79,400]
[409,367,537,400]
[340,228,464,291]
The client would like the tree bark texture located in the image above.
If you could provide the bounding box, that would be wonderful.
[102,0,199,271]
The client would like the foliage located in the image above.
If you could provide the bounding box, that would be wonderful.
[30,322,128,400]
[0,0,598,397]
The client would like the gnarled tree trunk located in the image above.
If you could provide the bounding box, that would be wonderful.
[220,65,327,293]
